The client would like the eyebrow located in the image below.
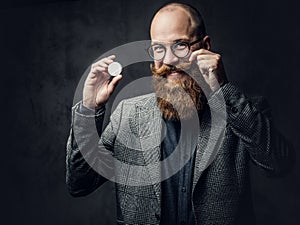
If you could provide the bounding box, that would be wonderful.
[173,38,189,43]
[151,38,190,45]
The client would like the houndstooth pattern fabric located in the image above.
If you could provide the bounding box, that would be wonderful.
[66,83,292,225]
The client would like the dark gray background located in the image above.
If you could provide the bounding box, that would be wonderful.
[1,0,299,224]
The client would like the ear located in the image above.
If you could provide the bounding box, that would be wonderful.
[202,35,211,50]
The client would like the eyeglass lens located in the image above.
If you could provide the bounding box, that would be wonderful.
[149,42,190,60]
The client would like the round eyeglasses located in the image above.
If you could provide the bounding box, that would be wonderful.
[147,39,202,61]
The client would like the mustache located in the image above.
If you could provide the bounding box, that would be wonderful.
[150,62,193,77]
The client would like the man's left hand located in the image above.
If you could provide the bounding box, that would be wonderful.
[189,49,228,92]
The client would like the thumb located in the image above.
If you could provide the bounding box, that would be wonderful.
[107,75,122,94]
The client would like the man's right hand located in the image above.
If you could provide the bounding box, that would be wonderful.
[83,55,122,109]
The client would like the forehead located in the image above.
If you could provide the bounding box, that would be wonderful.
[150,9,193,42]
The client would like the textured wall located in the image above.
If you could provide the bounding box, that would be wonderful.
[1,0,299,224]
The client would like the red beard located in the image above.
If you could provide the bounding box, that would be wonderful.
[151,62,207,120]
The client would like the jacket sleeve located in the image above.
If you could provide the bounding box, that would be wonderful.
[208,83,295,176]
[65,101,120,197]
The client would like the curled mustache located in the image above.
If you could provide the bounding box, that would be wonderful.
[150,62,193,77]
[151,62,207,120]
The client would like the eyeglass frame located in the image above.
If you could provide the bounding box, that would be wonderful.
[147,39,203,61]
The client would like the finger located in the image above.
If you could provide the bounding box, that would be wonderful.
[189,49,215,62]
[196,59,217,69]
[93,55,115,68]
[91,65,108,74]
[98,61,109,68]
[196,59,218,77]
[190,51,215,62]
[106,55,116,60]
[93,59,111,68]
[196,54,216,61]
[102,57,114,64]
[89,67,110,81]
[107,75,122,94]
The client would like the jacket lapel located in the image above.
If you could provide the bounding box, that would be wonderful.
[137,94,162,205]
[192,107,227,192]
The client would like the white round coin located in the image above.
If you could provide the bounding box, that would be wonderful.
[108,62,122,77]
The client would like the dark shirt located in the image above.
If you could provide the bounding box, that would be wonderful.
[160,118,196,225]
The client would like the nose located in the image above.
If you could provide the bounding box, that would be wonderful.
[163,47,179,65]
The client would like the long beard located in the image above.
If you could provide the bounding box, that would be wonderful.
[151,62,206,120]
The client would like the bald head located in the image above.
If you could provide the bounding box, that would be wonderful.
[150,3,206,40]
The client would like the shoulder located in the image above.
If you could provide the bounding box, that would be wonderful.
[119,93,157,109]
[109,93,159,126]
[111,93,157,117]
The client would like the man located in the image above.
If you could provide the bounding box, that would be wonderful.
[66,3,292,225]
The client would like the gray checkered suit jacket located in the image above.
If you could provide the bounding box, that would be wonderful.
[66,83,292,225]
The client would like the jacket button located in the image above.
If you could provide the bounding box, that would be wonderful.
[155,213,160,220]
